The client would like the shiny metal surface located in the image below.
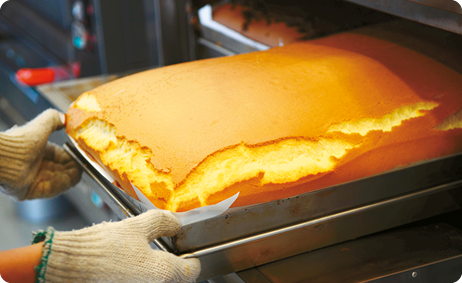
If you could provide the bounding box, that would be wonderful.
[237,222,462,283]
[190,184,461,280]
[343,0,462,35]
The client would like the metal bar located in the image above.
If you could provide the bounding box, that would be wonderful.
[197,38,236,56]
[92,0,108,74]
[343,0,462,35]
[153,0,165,66]
[157,0,194,65]
[181,179,462,259]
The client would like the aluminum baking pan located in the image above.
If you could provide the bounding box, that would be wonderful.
[64,143,462,281]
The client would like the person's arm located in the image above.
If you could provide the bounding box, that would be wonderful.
[0,210,199,283]
[0,243,43,283]
[0,210,200,283]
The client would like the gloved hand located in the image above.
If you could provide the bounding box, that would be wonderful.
[34,209,201,283]
[0,109,81,200]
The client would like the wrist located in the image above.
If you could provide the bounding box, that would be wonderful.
[32,227,55,283]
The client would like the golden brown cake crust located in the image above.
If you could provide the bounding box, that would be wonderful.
[67,31,462,211]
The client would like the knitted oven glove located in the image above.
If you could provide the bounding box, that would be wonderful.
[0,109,81,200]
[33,209,201,283]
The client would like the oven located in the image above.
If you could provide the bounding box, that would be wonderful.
[2,0,462,282]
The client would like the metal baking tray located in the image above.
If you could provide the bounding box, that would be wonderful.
[36,75,119,111]
[64,142,462,281]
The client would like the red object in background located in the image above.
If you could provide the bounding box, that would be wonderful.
[16,68,55,86]
[15,63,81,86]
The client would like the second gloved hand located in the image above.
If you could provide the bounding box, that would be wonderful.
[34,209,201,283]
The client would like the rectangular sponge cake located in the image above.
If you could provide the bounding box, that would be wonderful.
[66,26,462,212]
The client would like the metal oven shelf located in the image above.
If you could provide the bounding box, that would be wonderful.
[64,142,462,281]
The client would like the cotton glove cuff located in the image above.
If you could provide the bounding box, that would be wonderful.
[34,210,201,283]
[0,109,81,200]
